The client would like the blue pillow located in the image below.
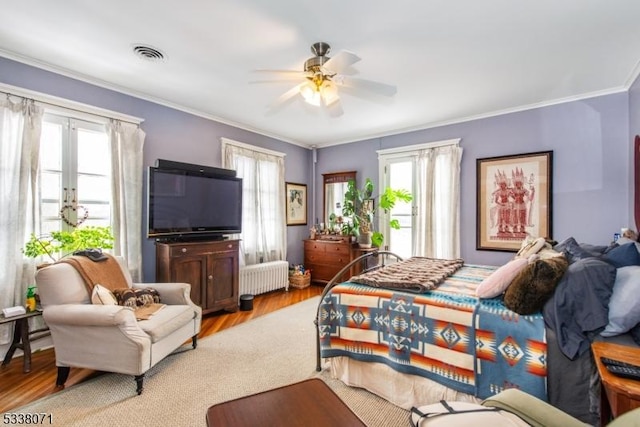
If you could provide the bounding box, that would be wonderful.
[601,266,640,336]
[604,243,640,268]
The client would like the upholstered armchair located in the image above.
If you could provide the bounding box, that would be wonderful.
[35,255,202,395]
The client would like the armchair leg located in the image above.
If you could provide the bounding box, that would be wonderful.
[56,366,70,389]
[192,335,198,349]
[135,374,145,395]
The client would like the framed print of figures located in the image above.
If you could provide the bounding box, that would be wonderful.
[286,182,307,226]
[476,151,553,251]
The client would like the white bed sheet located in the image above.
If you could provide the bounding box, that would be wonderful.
[328,356,481,410]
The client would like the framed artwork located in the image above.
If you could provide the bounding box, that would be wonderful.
[476,151,553,251]
[286,182,307,226]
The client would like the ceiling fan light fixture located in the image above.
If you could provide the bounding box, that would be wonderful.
[300,82,321,106]
[321,81,339,106]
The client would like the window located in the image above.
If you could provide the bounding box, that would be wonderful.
[378,139,462,259]
[221,138,286,265]
[39,113,111,235]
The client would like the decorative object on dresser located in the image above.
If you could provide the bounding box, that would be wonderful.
[155,240,239,314]
[476,151,553,251]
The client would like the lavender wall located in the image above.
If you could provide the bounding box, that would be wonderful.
[1,55,635,272]
[0,57,312,281]
[316,93,632,266]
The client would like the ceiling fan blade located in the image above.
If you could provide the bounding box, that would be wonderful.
[267,82,306,111]
[252,69,311,81]
[334,75,397,97]
[323,50,361,74]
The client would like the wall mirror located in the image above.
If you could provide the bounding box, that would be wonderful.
[323,171,356,226]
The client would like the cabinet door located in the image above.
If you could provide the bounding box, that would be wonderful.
[170,255,207,307]
[207,255,236,309]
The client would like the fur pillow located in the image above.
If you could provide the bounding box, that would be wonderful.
[112,288,161,308]
[504,257,568,315]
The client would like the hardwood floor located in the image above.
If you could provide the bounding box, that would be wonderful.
[0,285,323,413]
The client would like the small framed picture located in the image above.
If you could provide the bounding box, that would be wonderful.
[476,151,553,251]
[286,182,307,226]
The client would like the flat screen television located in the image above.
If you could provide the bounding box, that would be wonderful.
[147,165,242,240]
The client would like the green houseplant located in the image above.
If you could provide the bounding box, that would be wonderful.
[342,178,412,248]
[23,226,115,263]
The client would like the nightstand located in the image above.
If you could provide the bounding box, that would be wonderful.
[591,341,640,424]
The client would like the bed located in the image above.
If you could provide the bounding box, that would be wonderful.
[315,241,639,425]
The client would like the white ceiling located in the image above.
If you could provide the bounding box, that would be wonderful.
[2,1,640,148]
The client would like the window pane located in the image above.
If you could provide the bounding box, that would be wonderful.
[78,128,109,175]
[81,203,110,220]
[40,122,62,171]
[41,220,62,235]
[78,175,111,201]
[40,172,62,200]
[41,201,61,219]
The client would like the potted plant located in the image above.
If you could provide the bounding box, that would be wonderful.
[23,226,115,264]
[342,178,412,248]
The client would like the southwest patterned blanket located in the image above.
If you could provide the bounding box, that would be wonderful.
[318,264,548,400]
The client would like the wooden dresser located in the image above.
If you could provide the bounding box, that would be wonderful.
[304,238,366,284]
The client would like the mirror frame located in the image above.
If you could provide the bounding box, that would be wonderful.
[323,171,357,226]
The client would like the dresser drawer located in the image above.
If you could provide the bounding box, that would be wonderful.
[169,241,238,257]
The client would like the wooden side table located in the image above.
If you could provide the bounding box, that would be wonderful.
[591,341,640,424]
[0,309,49,373]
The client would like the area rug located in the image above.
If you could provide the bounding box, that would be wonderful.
[7,297,409,426]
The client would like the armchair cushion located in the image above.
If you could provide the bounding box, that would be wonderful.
[138,305,197,342]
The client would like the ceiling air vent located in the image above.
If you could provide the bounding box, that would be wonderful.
[132,44,165,62]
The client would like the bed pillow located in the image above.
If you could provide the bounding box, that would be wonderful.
[504,256,568,315]
[91,284,118,305]
[476,258,529,298]
[603,243,640,268]
[601,266,640,336]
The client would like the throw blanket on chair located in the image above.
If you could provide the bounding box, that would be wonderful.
[59,254,129,294]
[349,257,465,293]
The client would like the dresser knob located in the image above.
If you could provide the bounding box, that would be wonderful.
[208,275,213,280]
[181,248,187,253]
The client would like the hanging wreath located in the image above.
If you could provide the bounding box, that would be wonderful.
[59,188,89,228]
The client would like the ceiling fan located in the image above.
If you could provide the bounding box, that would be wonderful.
[253,42,397,116]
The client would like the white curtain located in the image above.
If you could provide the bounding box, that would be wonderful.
[414,144,463,259]
[0,98,43,343]
[108,120,145,281]
[222,142,286,266]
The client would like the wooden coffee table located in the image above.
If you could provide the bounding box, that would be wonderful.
[206,378,366,426]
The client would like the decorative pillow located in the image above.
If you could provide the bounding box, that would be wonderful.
[515,237,546,259]
[476,258,529,298]
[504,256,568,315]
[112,288,161,308]
[601,266,640,336]
[553,237,595,264]
[603,243,640,268]
[91,284,118,305]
